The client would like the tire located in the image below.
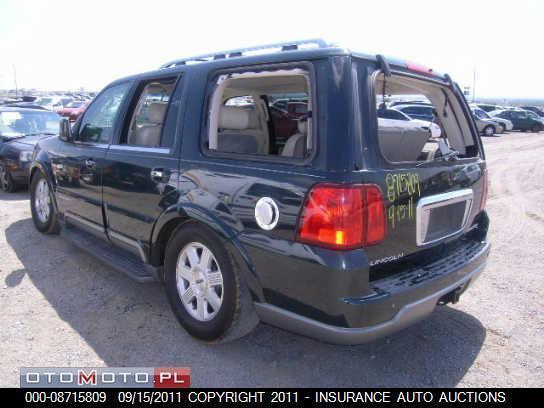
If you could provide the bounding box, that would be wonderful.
[483,125,495,137]
[531,124,540,133]
[0,165,17,193]
[164,222,258,342]
[30,171,60,234]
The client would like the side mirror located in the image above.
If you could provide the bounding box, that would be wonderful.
[59,118,73,142]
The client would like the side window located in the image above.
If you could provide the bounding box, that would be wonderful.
[123,77,176,148]
[77,82,131,144]
[206,67,313,159]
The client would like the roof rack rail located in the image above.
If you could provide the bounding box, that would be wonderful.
[160,39,330,69]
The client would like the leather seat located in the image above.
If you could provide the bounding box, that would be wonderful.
[217,106,262,154]
[131,102,168,146]
[281,120,307,158]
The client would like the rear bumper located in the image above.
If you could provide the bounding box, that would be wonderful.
[255,240,490,345]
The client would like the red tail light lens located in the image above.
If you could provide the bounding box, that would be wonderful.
[480,169,488,211]
[297,184,386,250]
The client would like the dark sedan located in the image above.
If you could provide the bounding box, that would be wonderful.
[0,107,60,192]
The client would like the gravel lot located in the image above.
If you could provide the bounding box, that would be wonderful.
[1,132,543,387]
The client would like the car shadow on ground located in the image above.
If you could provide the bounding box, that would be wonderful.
[5,218,486,387]
[0,191,29,201]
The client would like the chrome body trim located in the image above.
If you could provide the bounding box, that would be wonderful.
[416,189,473,246]
[108,145,171,154]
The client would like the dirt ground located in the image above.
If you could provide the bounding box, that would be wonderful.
[1,132,543,387]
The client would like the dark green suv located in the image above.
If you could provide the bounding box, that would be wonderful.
[494,110,544,132]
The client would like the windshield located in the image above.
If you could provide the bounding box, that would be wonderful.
[0,111,60,138]
[66,101,85,108]
[474,108,490,119]
[34,97,53,105]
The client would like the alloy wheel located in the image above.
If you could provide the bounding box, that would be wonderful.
[176,242,224,322]
[0,166,9,192]
[34,179,51,223]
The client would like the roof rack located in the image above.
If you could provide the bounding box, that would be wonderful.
[160,39,330,69]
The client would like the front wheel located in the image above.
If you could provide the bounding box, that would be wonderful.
[531,124,541,133]
[164,223,258,342]
[0,165,17,193]
[483,125,495,137]
[30,172,60,234]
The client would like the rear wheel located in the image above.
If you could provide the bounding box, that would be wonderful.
[30,172,60,234]
[164,223,258,342]
[531,124,541,133]
[0,165,16,193]
[483,125,495,137]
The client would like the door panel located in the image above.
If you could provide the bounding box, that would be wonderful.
[55,143,108,235]
[102,148,179,260]
[55,81,133,235]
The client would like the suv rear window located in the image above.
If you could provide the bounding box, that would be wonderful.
[374,73,478,163]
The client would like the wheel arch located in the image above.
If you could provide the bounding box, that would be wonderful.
[149,204,264,302]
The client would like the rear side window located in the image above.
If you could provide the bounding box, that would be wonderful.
[77,82,131,144]
[123,77,177,148]
[204,67,313,159]
[374,72,478,163]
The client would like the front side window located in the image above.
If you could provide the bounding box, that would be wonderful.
[76,82,131,144]
[206,68,313,159]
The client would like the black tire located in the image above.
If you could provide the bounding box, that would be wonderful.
[164,222,258,342]
[531,124,540,133]
[0,165,17,193]
[30,171,60,234]
[483,125,495,137]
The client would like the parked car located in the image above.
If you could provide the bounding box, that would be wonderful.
[57,100,89,122]
[19,95,73,111]
[491,109,544,132]
[28,40,490,344]
[475,103,502,113]
[377,107,441,137]
[0,107,60,192]
[393,104,435,122]
[471,106,512,133]
[520,106,544,118]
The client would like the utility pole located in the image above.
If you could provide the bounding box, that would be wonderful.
[12,64,18,98]
[472,66,476,103]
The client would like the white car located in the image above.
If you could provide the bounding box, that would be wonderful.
[32,96,73,111]
[377,107,441,138]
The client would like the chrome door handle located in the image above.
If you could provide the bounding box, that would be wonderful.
[151,169,168,181]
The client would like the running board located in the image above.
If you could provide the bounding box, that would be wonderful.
[62,225,159,283]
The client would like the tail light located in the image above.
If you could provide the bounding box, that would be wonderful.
[480,169,488,211]
[297,183,386,250]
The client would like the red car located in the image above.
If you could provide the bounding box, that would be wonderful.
[57,100,89,122]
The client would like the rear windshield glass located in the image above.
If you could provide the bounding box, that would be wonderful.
[374,72,478,163]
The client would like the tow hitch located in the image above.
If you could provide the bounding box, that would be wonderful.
[438,282,469,305]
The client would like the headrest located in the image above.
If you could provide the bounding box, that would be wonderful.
[147,102,168,123]
[219,106,258,130]
[297,120,307,135]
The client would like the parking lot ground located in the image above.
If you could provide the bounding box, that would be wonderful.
[1,131,543,387]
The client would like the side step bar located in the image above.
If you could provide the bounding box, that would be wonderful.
[62,225,159,283]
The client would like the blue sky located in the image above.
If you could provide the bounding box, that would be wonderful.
[0,0,542,98]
